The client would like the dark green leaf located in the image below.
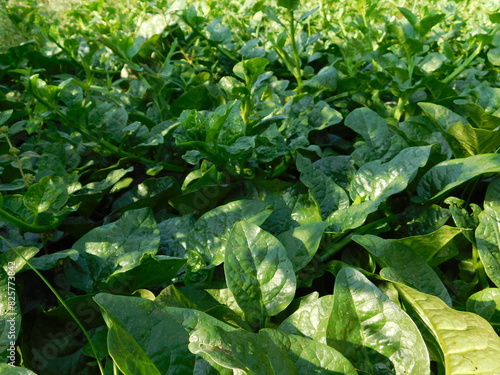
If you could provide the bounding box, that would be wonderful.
[224,221,296,325]
[94,293,234,375]
[65,208,160,292]
[105,253,186,292]
[416,154,500,202]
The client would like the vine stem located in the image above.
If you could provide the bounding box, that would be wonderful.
[0,236,105,375]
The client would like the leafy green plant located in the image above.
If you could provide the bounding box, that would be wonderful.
[1,0,500,374]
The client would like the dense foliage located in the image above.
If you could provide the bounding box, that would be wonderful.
[1,0,500,373]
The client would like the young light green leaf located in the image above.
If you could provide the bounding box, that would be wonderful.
[327,267,430,374]
[348,146,432,202]
[188,200,272,266]
[354,234,452,306]
[391,225,463,265]
[476,206,500,288]
[393,282,500,374]
[23,176,68,214]
[467,288,500,324]
[417,154,500,202]
[65,208,160,292]
[94,293,235,375]
[224,221,296,325]
[278,294,333,344]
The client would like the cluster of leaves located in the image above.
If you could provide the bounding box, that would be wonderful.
[1,0,500,373]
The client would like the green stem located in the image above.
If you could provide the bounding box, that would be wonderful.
[442,23,500,85]
[442,41,484,84]
[0,236,105,375]
[320,233,353,261]
[288,9,303,86]
[0,207,61,233]
[320,214,398,261]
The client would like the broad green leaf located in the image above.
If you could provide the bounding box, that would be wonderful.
[262,329,357,375]
[189,326,296,374]
[354,234,452,306]
[206,101,244,146]
[188,200,271,266]
[0,364,37,374]
[397,7,418,27]
[0,110,13,126]
[296,154,349,219]
[277,0,299,10]
[467,288,500,324]
[158,214,195,257]
[419,102,473,158]
[392,225,463,265]
[277,220,327,271]
[393,282,500,374]
[327,200,380,233]
[327,267,430,374]
[344,108,408,165]
[416,154,500,202]
[111,177,178,212]
[420,52,447,73]
[170,84,213,116]
[278,294,334,344]
[94,293,235,375]
[105,253,186,292]
[88,101,129,142]
[23,176,68,214]
[476,206,500,288]
[488,47,500,66]
[224,222,296,325]
[485,178,500,209]
[0,246,39,273]
[189,326,357,375]
[348,146,431,202]
[21,249,78,271]
[64,208,160,292]
[302,66,338,91]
